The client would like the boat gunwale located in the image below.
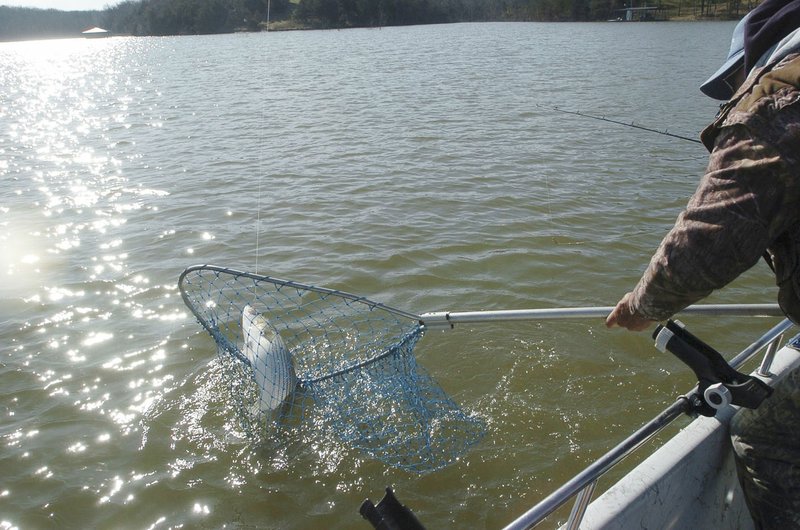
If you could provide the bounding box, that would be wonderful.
[503,318,796,530]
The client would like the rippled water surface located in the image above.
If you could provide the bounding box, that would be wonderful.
[0,22,783,529]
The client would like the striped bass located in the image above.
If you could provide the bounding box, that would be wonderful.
[241,305,297,412]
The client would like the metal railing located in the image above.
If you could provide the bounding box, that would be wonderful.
[503,318,795,530]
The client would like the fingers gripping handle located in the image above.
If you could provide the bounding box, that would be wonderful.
[653,320,773,416]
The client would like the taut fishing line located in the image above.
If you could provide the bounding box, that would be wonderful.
[254,30,269,276]
[536,104,703,246]
[537,106,586,247]
[543,170,585,246]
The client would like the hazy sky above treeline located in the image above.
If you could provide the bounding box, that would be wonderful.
[1,1,119,10]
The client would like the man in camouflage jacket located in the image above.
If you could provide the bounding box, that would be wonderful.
[608,53,800,327]
[606,2,800,528]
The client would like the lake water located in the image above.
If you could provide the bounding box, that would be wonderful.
[0,21,784,529]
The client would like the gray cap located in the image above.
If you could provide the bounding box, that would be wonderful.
[700,14,750,100]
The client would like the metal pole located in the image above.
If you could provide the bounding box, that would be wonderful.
[565,480,598,530]
[502,397,692,530]
[758,339,781,376]
[421,304,783,328]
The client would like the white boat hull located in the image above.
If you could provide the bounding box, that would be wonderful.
[575,341,800,530]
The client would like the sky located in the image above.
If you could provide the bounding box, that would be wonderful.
[1,0,119,10]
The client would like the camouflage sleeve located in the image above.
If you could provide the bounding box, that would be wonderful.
[629,116,800,321]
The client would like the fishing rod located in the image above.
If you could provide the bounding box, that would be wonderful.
[538,104,702,145]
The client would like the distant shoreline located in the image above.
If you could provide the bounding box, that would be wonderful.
[0,15,743,44]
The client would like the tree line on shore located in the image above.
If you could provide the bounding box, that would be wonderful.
[0,0,758,41]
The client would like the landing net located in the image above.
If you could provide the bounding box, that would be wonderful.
[178,264,484,472]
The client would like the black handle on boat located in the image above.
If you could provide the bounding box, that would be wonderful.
[653,320,773,416]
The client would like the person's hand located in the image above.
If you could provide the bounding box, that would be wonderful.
[606,292,656,331]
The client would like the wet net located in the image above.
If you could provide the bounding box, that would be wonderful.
[178,265,484,472]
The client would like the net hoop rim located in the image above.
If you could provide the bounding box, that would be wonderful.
[178,264,426,380]
[179,263,422,324]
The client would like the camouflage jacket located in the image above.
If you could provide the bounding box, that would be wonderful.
[629,53,800,323]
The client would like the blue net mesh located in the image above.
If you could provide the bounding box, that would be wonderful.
[178,265,484,472]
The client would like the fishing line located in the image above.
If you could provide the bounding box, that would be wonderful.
[542,171,584,246]
[254,26,271,276]
[536,104,702,246]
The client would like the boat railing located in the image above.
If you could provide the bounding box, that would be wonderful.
[502,318,795,530]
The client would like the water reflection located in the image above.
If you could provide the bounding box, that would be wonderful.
[0,227,43,291]
[0,35,192,528]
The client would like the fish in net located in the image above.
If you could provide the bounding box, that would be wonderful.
[178,264,485,472]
